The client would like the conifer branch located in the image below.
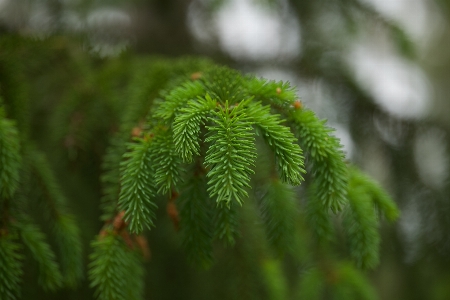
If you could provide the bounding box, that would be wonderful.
[261,259,289,300]
[89,234,144,300]
[53,214,83,288]
[245,78,297,110]
[173,94,217,162]
[149,129,183,195]
[290,108,348,212]
[28,149,69,217]
[298,263,377,300]
[118,138,157,234]
[344,188,380,270]
[205,101,256,205]
[16,219,63,291]
[202,67,245,103]
[214,201,240,246]
[0,108,21,199]
[258,179,297,256]
[296,267,325,300]
[331,262,377,300]
[0,234,23,300]
[99,62,170,220]
[247,102,305,185]
[27,148,83,287]
[349,167,399,221]
[343,167,399,269]
[306,184,335,242]
[100,138,125,221]
[225,201,268,300]
[0,52,29,135]
[155,81,205,121]
[178,174,214,267]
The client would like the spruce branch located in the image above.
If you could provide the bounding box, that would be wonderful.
[201,67,245,104]
[149,129,183,195]
[74,60,400,296]
[370,187,399,222]
[214,201,240,246]
[245,78,297,110]
[349,167,399,222]
[261,259,289,300]
[247,102,305,185]
[343,188,380,270]
[258,179,297,256]
[205,100,256,206]
[155,80,205,121]
[0,234,23,300]
[0,38,405,299]
[331,262,377,300]
[173,94,217,163]
[306,184,335,242]
[121,61,172,130]
[27,148,83,287]
[100,137,125,221]
[296,267,325,300]
[290,108,348,212]
[89,234,144,300]
[28,148,69,217]
[178,174,214,268]
[53,214,83,288]
[99,62,172,220]
[0,51,30,135]
[0,108,21,199]
[16,219,63,291]
[297,263,377,300]
[342,167,399,269]
[118,137,157,234]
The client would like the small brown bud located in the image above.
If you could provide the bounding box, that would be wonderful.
[120,231,134,249]
[293,100,302,110]
[143,133,154,142]
[113,211,127,232]
[131,126,142,137]
[134,235,151,260]
[99,229,108,239]
[0,228,8,237]
[64,135,76,148]
[190,72,202,80]
[167,201,180,231]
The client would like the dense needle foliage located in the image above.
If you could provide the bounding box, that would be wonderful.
[0,35,399,300]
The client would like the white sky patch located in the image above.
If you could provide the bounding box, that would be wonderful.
[187,2,214,45]
[348,42,430,119]
[373,114,407,147]
[0,0,28,29]
[0,0,8,10]
[86,8,131,33]
[28,3,54,37]
[330,124,354,160]
[61,10,85,32]
[361,0,432,42]
[212,0,301,61]
[398,196,423,263]
[414,128,449,189]
[254,67,299,84]
[86,7,131,57]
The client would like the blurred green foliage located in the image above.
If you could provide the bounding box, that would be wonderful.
[1,0,450,299]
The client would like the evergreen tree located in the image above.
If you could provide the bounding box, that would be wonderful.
[3,0,448,299]
[0,35,398,299]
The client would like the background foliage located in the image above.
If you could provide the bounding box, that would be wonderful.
[1,0,450,299]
